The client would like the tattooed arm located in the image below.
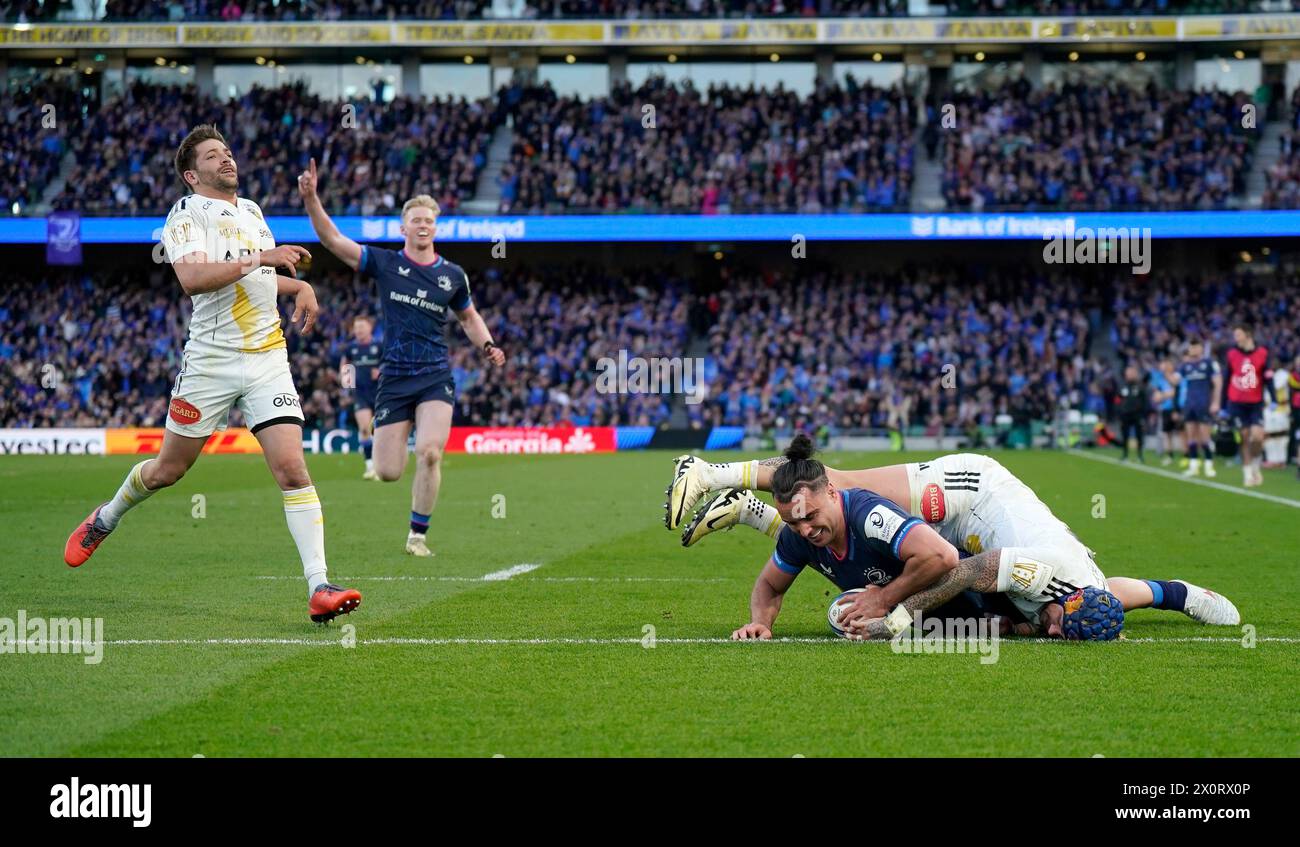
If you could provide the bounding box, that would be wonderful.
[847,548,1003,640]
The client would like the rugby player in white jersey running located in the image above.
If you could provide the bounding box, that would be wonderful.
[63,125,362,624]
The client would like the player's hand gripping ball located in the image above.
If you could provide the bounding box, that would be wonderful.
[1060,587,1124,641]
[827,588,865,639]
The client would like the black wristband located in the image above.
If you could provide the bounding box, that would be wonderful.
[482,340,496,353]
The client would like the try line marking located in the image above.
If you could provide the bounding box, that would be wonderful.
[481,563,540,581]
[15,636,1300,647]
[1069,450,1300,509]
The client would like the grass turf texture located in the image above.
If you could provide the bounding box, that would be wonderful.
[1,449,1297,757]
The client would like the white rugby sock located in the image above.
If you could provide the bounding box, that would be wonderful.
[282,486,328,594]
[738,492,784,539]
[98,460,157,530]
[709,460,761,490]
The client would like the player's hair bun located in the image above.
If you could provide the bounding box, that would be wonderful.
[784,433,816,462]
[772,433,827,504]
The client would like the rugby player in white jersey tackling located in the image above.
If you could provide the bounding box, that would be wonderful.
[664,445,1239,635]
[63,125,362,624]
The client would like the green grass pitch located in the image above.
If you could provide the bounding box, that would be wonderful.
[2,449,1297,757]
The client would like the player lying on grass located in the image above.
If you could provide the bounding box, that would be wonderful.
[63,125,361,624]
[299,158,506,557]
[728,436,1119,640]
[670,438,1239,629]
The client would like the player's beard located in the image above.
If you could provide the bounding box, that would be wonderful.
[200,169,238,194]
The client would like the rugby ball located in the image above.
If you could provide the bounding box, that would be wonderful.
[827,588,865,638]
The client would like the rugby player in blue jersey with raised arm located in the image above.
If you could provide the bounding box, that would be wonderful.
[299,158,506,557]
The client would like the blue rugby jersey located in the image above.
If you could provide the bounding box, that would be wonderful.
[358,246,471,378]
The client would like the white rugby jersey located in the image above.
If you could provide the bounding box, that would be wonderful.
[162,194,285,353]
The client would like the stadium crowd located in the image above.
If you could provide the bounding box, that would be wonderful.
[0,263,692,430]
[1262,86,1300,210]
[44,80,501,218]
[0,79,78,217]
[939,80,1257,211]
[6,72,1286,216]
[500,77,915,213]
[0,0,1275,21]
[1110,272,1298,372]
[5,261,1295,442]
[947,0,1260,14]
[693,265,1102,438]
[0,267,188,429]
[13,0,944,23]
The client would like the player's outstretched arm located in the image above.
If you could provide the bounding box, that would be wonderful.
[297,157,362,270]
[732,559,796,640]
[846,549,1001,640]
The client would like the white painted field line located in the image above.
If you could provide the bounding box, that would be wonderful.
[12,636,1300,648]
[481,563,541,581]
[1070,450,1300,509]
[253,575,731,583]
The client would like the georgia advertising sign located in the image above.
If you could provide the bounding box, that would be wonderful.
[445,427,616,455]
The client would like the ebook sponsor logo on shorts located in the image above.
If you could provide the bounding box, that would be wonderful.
[50,777,151,828]
[168,397,202,425]
[272,394,300,408]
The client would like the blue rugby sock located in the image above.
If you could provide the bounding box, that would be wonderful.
[410,511,430,535]
[1143,579,1188,611]
[362,439,373,460]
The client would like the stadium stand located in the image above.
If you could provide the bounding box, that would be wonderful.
[941,80,1258,211]
[45,80,502,217]
[500,77,915,214]
[0,263,692,429]
[5,0,1278,21]
[4,263,1294,436]
[8,72,1288,216]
